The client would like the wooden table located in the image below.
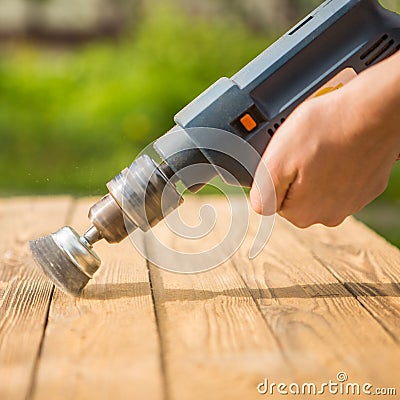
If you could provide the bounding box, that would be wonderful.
[1,196,400,400]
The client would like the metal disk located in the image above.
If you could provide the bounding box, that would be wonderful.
[30,227,101,296]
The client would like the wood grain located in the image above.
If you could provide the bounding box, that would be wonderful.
[145,196,290,400]
[286,217,400,340]
[2,196,400,400]
[0,197,72,400]
[32,199,164,400]
[211,199,400,389]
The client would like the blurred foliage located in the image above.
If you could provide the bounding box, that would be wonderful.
[0,0,398,244]
[0,5,271,195]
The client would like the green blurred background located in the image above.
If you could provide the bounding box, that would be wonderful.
[0,0,399,244]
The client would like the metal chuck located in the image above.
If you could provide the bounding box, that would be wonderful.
[30,155,182,296]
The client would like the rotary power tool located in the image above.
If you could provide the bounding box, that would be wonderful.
[30,0,400,296]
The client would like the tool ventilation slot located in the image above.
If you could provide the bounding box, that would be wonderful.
[268,118,286,136]
[360,34,397,66]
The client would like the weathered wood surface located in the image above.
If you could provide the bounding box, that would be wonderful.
[0,197,73,400]
[0,196,399,400]
[32,199,164,400]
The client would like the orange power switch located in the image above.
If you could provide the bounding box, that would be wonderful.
[240,113,257,132]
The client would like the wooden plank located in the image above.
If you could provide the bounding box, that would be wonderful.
[145,196,290,400]
[0,197,73,400]
[286,217,400,340]
[212,199,399,388]
[32,199,164,400]
[4,196,397,399]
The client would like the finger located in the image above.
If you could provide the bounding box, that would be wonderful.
[250,138,297,216]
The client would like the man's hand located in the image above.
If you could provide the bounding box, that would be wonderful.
[250,52,400,228]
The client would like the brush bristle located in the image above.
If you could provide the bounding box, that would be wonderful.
[30,235,90,296]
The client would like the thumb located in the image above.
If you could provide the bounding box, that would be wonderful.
[250,135,297,215]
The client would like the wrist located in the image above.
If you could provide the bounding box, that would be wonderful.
[339,54,400,152]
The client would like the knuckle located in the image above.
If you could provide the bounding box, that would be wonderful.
[323,218,345,228]
[293,102,321,129]
[281,209,347,229]
[293,219,314,229]
[375,180,389,196]
[317,214,347,227]
[279,209,313,228]
[291,100,315,121]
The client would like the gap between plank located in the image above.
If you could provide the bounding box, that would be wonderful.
[144,239,170,400]
[313,252,400,345]
[293,232,399,345]
[25,286,55,400]
[25,197,77,400]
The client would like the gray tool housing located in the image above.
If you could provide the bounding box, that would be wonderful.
[96,0,400,249]
[155,0,400,190]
